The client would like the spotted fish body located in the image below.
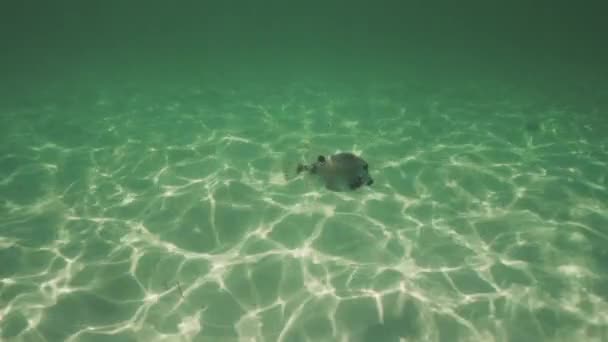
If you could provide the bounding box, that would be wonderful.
[296,152,373,191]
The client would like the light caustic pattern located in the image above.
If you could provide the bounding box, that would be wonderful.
[1,81,608,341]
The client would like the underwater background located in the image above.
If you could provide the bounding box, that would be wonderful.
[1,1,607,341]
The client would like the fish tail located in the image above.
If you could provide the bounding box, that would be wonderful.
[296,163,308,174]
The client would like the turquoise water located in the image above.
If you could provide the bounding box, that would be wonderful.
[2,2,608,342]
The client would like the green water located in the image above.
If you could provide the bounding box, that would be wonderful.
[1,2,608,342]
